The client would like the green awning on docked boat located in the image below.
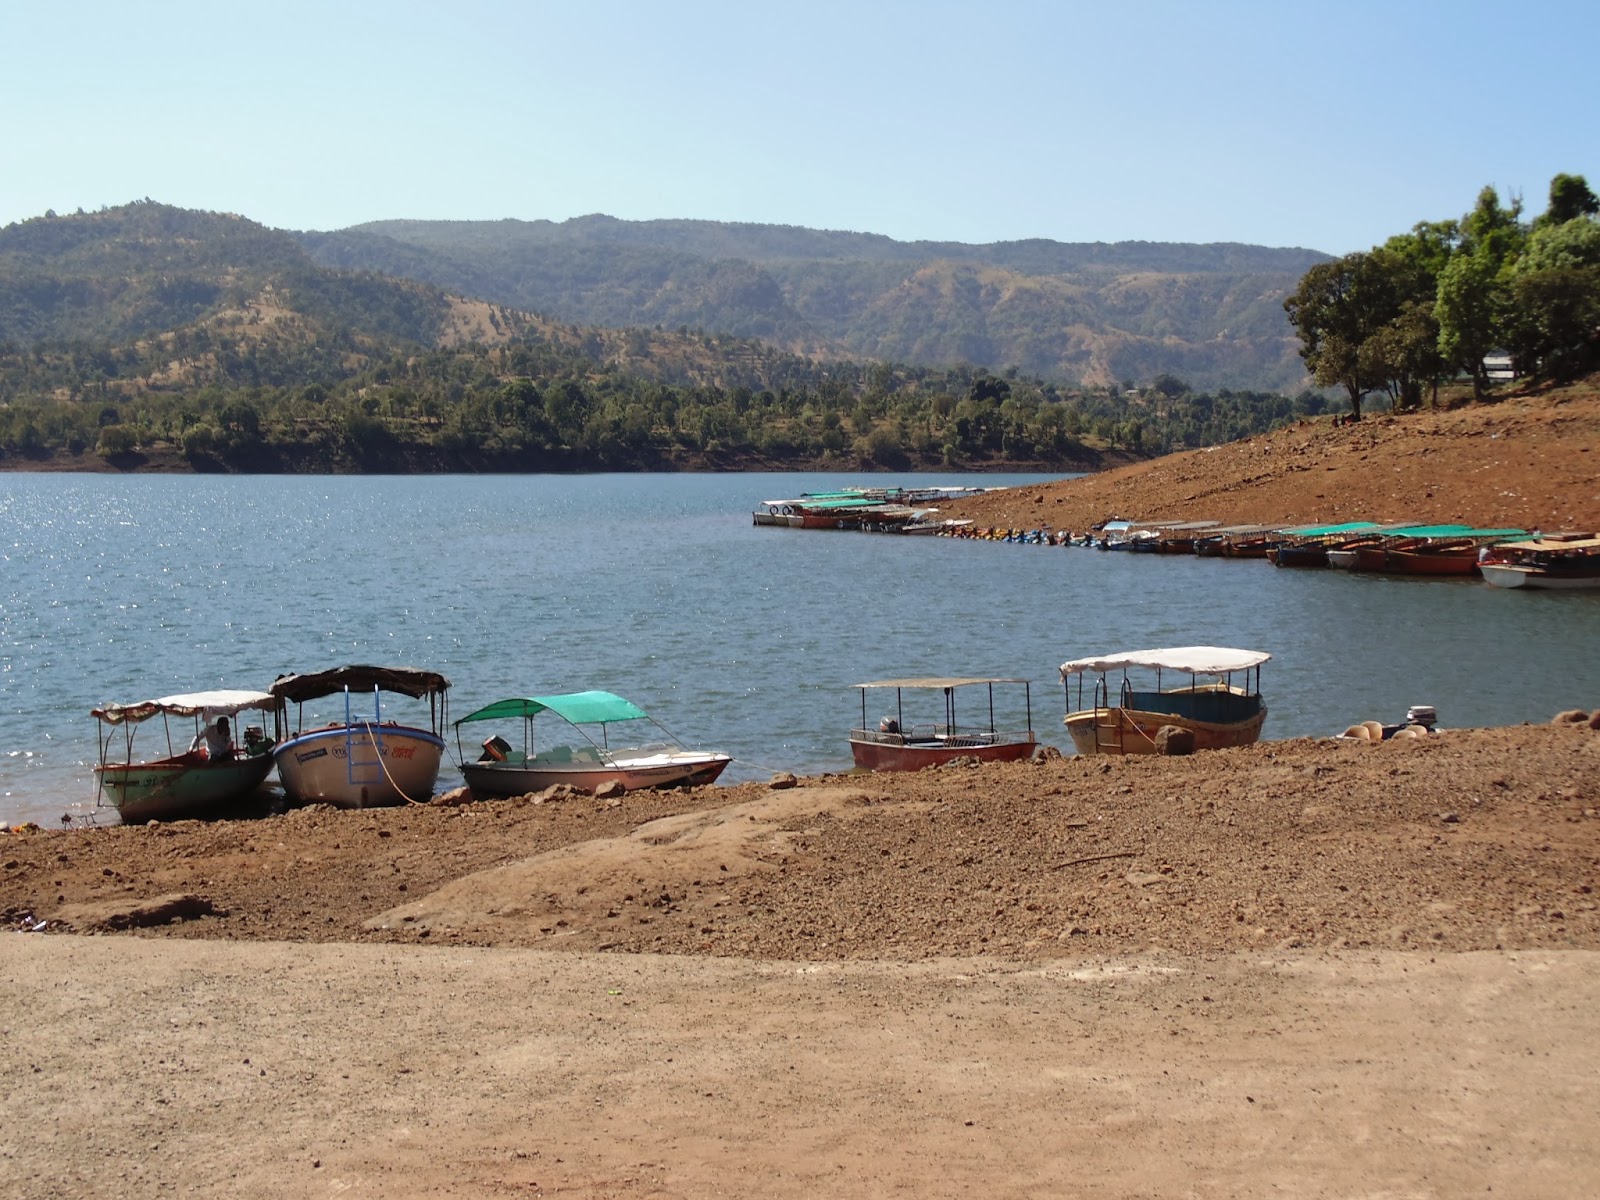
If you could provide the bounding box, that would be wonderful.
[454,690,649,726]
[1274,521,1385,536]
[800,497,891,510]
[1377,524,1528,538]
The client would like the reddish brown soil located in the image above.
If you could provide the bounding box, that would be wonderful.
[6,725,1599,956]
[943,380,1600,535]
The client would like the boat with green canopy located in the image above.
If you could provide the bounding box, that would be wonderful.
[1324,524,1528,575]
[454,690,732,796]
[1267,521,1388,567]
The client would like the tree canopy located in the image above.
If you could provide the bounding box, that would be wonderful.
[1285,174,1600,409]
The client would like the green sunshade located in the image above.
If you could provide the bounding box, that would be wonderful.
[1275,521,1385,536]
[1382,525,1527,538]
[455,690,648,727]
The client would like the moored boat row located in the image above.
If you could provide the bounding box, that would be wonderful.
[812,494,1593,584]
[89,644,1281,824]
[91,666,731,825]
[753,485,994,532]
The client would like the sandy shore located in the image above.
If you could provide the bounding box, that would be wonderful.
[6,938,1599,1199]
[941,382,1600,535]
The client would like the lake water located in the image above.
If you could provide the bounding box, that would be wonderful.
[3,471,1597,827]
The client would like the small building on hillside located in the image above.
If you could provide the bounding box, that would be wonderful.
[1483,351,1516,381]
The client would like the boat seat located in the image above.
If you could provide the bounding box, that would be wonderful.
[537,745,574,763]
[572,746,603,762]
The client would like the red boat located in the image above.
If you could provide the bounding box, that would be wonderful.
[1380,542,1482,576]
[849,677,1037,771]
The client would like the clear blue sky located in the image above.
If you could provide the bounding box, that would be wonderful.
[3,0,1595,256]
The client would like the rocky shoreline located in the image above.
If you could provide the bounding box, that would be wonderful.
[6,720,1599,955]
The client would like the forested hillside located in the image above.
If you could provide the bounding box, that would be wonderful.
[0,202,1328,474]
[301,216,1327,392]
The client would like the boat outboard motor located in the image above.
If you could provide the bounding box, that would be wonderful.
[1405,705,1438,731]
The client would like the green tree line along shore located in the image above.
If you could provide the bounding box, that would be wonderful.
[1285,173,1600,418]
[2,174,1594,473]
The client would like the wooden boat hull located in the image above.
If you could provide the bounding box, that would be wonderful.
[1381,548,1480,576]
[848,732,1036,771]
[462,750,731,796]
[1269,545,1328,567]
[1064,705,1267,755]
[1225,540,1273,558]
[96,751,275,824]
[273,724,444,808]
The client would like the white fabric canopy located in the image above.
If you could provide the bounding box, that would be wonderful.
[1059,647,1270,678]
[91,690,280,725]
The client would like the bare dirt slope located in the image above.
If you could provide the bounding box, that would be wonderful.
[6,724,1599,957]
[943,381,1600,535]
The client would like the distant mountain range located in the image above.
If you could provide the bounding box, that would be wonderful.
[0,202,1328,393]
[298,216,1328,392]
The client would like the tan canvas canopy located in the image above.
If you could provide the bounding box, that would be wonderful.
[1059,647,1271,678]
[91,690,281,725]
[1496,536,1600,552]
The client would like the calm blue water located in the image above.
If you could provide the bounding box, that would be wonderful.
[3,472,1597,826]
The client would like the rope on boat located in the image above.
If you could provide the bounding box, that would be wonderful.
[354,719,427,805]
[726,754,794,777]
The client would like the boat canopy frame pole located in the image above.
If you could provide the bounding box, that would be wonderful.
[859,688,907,736]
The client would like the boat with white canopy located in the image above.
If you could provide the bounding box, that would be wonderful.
[91,689,282,823]
[1478,535,1600,589]
[454,690,731,795]
[1059,647,1269,755]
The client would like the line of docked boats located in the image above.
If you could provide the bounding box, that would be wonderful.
[841,510,1600,588]
[752,485,995,533]
[92,667,731,826]
[92,647,1280,825]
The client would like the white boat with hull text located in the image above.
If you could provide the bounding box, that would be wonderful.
[270,665,450,808]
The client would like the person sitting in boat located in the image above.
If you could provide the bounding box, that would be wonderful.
[189,715,234,761]
[879,716,901,736]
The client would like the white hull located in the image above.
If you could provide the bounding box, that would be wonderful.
[274,723,445,808]
[462,749,730,796]
[1480,563,1600,590]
